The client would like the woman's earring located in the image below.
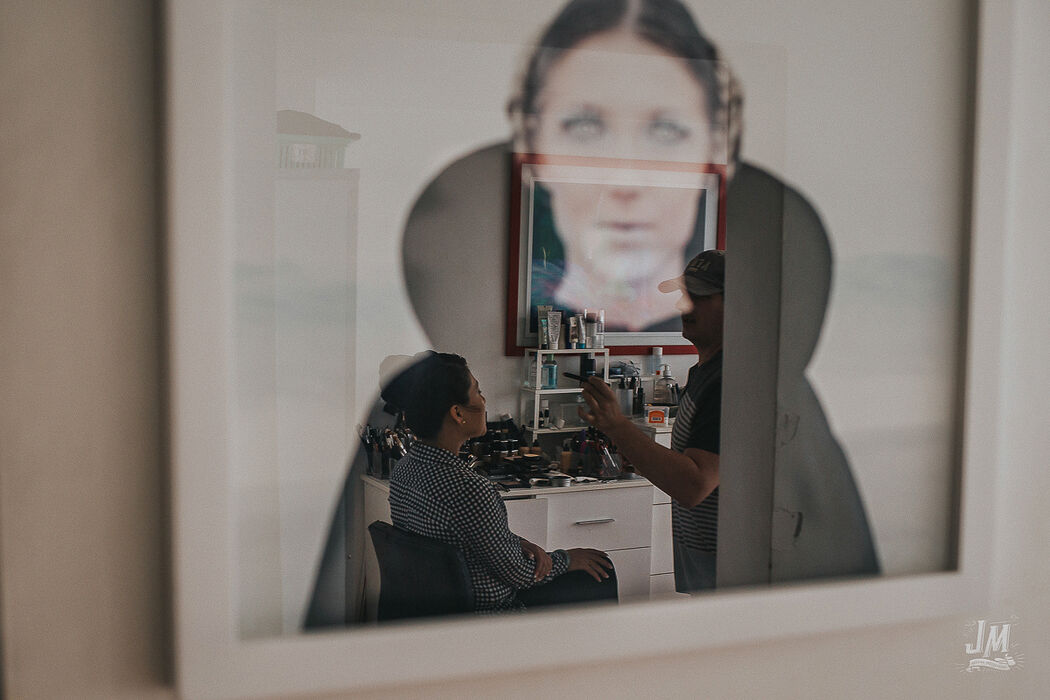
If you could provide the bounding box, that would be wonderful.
[461,419,467,424]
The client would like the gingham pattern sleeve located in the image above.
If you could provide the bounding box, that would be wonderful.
[389,442,568,612]
[452,475,569,591]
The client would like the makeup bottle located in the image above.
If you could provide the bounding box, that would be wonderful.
[654,364,676,404]
[633,385,645,416]
[541,354,558,389]
[651,346,663,377]
[560,445,573,471]
[583,309,598,348]
[568,315,581,348]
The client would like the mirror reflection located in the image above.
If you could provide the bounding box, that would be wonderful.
[230,0,968,636]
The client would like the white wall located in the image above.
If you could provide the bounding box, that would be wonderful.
[2,1,1048,698]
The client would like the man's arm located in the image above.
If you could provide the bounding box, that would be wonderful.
[578,377,718,508]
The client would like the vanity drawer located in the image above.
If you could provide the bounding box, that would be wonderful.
[650,503,673,574]
[649,572,678,599]
[544,487,652,551]
[607,547,652,603]
[504,497,549,547]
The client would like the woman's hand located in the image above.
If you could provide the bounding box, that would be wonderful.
[520,537,553,581]
[566,548,614,581]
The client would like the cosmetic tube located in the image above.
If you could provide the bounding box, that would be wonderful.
[547,311,562,350]
[536,304,552,347]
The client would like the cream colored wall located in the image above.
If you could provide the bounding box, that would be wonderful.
[0,2,170,699]
[1,2,1048,699]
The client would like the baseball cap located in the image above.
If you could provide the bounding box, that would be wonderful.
[658,250,725,297]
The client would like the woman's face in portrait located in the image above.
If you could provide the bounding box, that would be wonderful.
[531,31,713,285]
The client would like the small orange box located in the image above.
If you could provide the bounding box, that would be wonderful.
[646,406,668,424]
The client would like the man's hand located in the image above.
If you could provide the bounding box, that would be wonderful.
[520,537,552,581]
[578,377,631,434]
[566,548,614,581]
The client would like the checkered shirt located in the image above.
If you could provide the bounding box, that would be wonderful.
[389,442,569,612]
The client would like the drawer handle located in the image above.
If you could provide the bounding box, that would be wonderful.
[574,518,615,526]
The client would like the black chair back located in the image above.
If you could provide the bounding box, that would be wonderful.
[368,521,474,621]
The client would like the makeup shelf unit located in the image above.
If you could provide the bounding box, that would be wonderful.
[520,348,609,435]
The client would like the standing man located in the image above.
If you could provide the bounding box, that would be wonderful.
[577,250,725,592]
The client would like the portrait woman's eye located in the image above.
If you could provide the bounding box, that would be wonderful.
[647,116,691,144]
[560,110,606,141]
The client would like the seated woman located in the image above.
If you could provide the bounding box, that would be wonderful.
[381,351,615,612]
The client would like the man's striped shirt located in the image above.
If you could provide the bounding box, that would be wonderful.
[669,350,722,555]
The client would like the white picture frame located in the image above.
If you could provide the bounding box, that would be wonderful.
[166,1,1009,698]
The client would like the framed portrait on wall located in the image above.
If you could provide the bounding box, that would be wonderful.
[507,153,725,354]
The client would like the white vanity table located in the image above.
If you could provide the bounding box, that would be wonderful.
[361,458,676,618]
